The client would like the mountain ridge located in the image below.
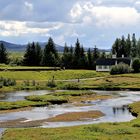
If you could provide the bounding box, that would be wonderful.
[0,40,111,52]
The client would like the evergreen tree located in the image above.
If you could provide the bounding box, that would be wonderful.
[23,43,36,66]
[93,46,99,60]
[42,37,59,66]
[121,35,126,57]
[23,42,42,66]
[101,51,106,58]
[126,34,131,57]
[73,38,81,67]
[79,45,87,68]
[137,38,140,57]
[0,43,8,64]
[87,48,92,68]
[62,43,70,68]
[35,43,42,66]
[74,38,81,60]
[131,33,137,57]
[112,38,121,57]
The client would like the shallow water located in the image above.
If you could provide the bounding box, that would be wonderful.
[0,90,55,102]
[0,90,140,128]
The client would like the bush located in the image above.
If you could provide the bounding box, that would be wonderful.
[110,63,130,75]
[0,76,16,87]
[63,82,80,90]
[47,79,56,88]
[132,58,140,73]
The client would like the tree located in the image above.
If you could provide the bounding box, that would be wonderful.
[137,38,140,57]
[132,58,140,73]
[35,43,42,66]
[74,38,81,60]
[0,43,8,64]
[42,37,59,66]
[100,51,106,58]
[23,42,42,66]
[126,34,131,57]
[62,43,70,68]
[93,46,99,60]
[87,48,92,68]
[79,45,87,68]
[131,33,137,57]
[121,35,126,57]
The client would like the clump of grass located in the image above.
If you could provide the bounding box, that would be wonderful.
[46,79,56,88]
[54,90,96,96]
[26,95,68,104]
[84,126,106,133]
[63,82,80,90]
[112,128,133,135]
[0,100,48,110]
[0,77,16,88]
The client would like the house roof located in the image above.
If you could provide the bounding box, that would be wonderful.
[96,57,131,66]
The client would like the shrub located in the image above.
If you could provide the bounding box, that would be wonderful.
[63,82,80,90]
[132,58,140,73]
[0,76,16,87]
[110,63,130,75]
[47,79,56,88]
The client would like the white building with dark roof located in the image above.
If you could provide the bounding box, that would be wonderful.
[96,56,132,72]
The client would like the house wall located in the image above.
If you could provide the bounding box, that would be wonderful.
[96,65,111,72]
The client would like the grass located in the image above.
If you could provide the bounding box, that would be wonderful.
[2,121,140,140]
[26,94,68,104]
[2,101,140,140]
[129,102,140,118]
[0,70,106,80]
[54,90,96,96]
[0,100,48,110]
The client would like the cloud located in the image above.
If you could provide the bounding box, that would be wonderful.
[24,1,33,11]
[0,20,63,37]
[70,2,140,28]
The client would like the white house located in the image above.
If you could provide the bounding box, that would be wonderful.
[96,56,132,72]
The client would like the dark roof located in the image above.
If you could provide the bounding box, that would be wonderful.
[96,58,131,66]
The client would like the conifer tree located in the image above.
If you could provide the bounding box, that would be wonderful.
[0,43,8,64]
[131,33,137,57]
[87,48,92,68]
[42,37,59,66]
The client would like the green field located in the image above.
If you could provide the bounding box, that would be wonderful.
[0,69,106,80]
[2,101,140,140]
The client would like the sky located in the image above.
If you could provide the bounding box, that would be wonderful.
[0,0,140,49]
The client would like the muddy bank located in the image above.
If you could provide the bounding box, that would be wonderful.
[0,110,104,128]
[46,111,104,122]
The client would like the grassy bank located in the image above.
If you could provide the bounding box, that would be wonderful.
[2,101,140,140]
[0,100,48,110]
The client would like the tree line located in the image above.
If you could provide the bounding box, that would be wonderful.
[112,33,140,57]
[0,37,102,69]
[0,34,140,69]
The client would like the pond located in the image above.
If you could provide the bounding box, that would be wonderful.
[0,90,140,133]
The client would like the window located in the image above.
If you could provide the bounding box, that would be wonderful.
[104,66,107,69]
[98,66,102,69]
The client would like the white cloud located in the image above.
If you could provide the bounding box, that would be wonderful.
[70,2,140,28]
[0,21,63,37]
[70,3,82,22]
[24,1,33,11]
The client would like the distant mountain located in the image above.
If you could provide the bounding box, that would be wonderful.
[0,41,65,52]
[0,41,26,52]
[0,40,111,53]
